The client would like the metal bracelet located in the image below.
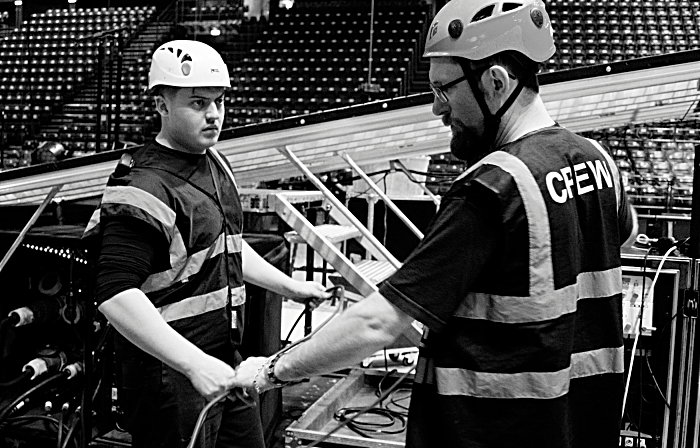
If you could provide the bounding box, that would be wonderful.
[252,360,267,395]
[266,350,291,387]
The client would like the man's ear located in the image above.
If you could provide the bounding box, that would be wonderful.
[154,95,169,117]
[481,65,512,98]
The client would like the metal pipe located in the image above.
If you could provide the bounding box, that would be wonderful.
[95,42,104,154]
[366,0,375,86]
[342,152,424,240]
[688,143,700,258]
[0,185,62,275]
[113,34,124,150]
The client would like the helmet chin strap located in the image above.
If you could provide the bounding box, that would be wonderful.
[457,59,526,149]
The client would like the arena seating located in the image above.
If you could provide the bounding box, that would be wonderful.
[544,0,700,71]
[226,1,430,126]
[0,5,155,169]
[425,120,698,211]
[0,0,699,216]
[587,120,698,213]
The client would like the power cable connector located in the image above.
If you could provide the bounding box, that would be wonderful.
[8,297,63,327]
[63,362,83,380]
[22,349,67,380]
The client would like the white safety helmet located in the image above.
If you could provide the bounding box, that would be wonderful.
[147,40,231,91]
[423,0,555,63]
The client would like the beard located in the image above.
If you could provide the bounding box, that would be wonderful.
[449,123,494,167]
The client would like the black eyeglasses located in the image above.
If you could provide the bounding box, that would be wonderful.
[429,71,518,104]
[429,75,468,104]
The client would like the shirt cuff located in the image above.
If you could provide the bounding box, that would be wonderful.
[379,281,446,334]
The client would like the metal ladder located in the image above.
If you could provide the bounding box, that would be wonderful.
[271,146,430,345]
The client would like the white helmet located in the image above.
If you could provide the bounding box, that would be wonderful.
[424,0,555,63]
[148,40,231,91]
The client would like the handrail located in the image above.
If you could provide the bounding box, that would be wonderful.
[341,152,424,240]
[0,185,62,275]
[277,145,401,268]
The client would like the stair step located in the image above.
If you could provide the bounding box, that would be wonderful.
[285,224,361,245]
[354,259,396,285]
[329,259,396,293]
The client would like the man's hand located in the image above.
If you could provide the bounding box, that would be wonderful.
[287,281,331,309]
[185,353,238,400]
[231,356,273,393]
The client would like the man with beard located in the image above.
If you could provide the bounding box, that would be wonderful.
[232,1,637,447]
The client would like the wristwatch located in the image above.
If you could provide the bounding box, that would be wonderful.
[266,351,291,387]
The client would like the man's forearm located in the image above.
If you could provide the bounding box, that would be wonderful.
[98,288,205,377]
[241,240,295,296]
[274,292,415,381]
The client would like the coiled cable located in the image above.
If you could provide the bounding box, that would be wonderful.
[186,286,346,448]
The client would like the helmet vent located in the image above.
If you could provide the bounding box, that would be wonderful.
[502,3,524,12]
[471,5,495,23]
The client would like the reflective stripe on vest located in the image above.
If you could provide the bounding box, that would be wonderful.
[88,184,245,323]
[208,148,238,189]
[157,284,246,323]
[586,138,621,210]
[455,151,623,323]
[455,266,622,323]
[87,185,188,270]
[84,208,101,237]
[142,233,243,294]
[430,346,624,399]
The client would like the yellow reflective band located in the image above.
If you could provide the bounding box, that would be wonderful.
[458,151,554,297]
[433,346,623,399]
[227,234,243,253]
[571,346,624,379]
[102,185,176,235]
[436,365,571,399]
[208,149,238,190]
[586,138,621,210]
[84,208,101,235]
[157,285,246,323]
[142,233,243,293]
[455,267,622,323]
[99,186,189,285]
[577,267,622,299]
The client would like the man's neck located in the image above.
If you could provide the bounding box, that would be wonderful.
[156,132,207,155]
[494,94,555,148]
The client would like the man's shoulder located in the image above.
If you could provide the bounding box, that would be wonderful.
[106,142,172,196]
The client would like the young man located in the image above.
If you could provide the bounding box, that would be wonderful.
[233,1,637,447]
[85,40,328,448]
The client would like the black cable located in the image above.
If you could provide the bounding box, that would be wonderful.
[334,406,407,438]
[0,369,32,389]
[644,352,671,409]
[0,371,66,428]
[0,315,20,363]
[308,367,414,447]
[637,249,650,440]
[387,388,411,412]
[4,415,69,434]
[345,172,389,200]
[57,407,66,448]
[187,287,346,448]
[284,308,306,345]
[60,410,80,448]
[641,303,685,411]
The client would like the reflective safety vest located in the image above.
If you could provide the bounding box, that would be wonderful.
[84,141,245,350]
[415,128,628,401]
